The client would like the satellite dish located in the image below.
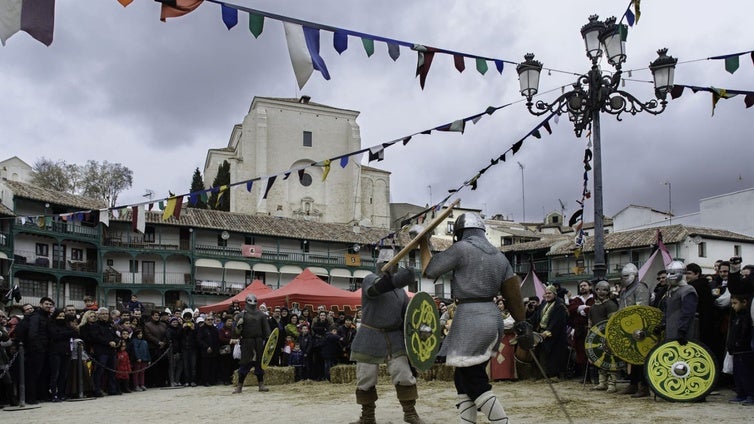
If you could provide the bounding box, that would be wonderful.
[221,231,230,240]
[692,235,702,245]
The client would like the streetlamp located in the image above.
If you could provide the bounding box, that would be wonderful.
[516,14,677,279]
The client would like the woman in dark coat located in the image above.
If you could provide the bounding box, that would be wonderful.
[48,309,78,401]
[536,285,569,378]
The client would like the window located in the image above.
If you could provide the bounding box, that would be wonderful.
[20,278,47,298]
[303,131,312,147]
[446,222,454,234]
[434,281,445,298]
[734,244,741,256]
[631,251,640,264]
[36,243,49,257]
[300,172,312,187]
[501,237,512,246]
[552,216,559,224]
[144,226,155,243]
[698,242,707,258]
[106,259,114,266]
[244,235,254,245]
[69,282,87,301]
[71,248,83,261]
[129,260,139,273]
[142,261,155,284]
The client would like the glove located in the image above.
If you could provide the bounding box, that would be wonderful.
[368,267,414,296]
[677,331,688,346]
[653,324,665,336]
[513,321,534,350]
[577,305,588,316]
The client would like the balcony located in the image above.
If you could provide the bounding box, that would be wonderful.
[15,218,98,240]
[194,244,377,269]
[12,249,98,274]
[101,270,191,286]
[194,279,245,295]
[103,234,182,251]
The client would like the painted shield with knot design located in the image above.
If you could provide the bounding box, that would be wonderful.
[261,327,279,370]
[585,320,626,371]
[404,291,442,371]
[645,339,718,402]
[605,305,664,365]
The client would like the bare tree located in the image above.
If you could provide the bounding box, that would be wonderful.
[31,158,72,192]
[80,160,133,207]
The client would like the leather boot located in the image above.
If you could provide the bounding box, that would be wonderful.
[591,370,607,390]
[631,384,649,398]
[619,384,637,395]
[396,384,424,424]
[350,388,378,424]
[606,373,617,393]
[473,391,508,424]
[257,378,269,392]
[232,382,243,394]
[456,394,477,424]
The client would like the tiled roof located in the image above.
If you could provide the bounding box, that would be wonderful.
[2,179,106,210]
[0,202,14,216]
[114,207,392,245]
[500,236,572,253]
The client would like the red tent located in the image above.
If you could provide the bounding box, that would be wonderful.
[256,269,361,311]
[198,280,272,314]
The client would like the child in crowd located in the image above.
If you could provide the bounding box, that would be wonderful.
[289,343,305,381]
[297,324,313,380]
[115,341,132,393]
[130,329,151,391]
[727,294,753,404]
[282,335,295,366]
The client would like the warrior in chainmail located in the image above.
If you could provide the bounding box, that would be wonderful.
[658,260,698,344]
[617,263,652,398]
[424,212,529,424]
[232,294,271,393]
[348,249,425,424]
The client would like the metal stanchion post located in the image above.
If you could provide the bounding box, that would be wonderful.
[67,340,95,402]
[4,342,41,411]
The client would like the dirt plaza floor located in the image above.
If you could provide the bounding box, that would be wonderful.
[4,378,747,424]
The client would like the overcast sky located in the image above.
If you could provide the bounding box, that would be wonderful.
[1,0,753,227]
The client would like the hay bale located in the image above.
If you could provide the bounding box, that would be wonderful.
[330,365,357,384]
[232,366,294,386]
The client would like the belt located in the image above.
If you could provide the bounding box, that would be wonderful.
[359,322,402,332]
[454,297,494,305]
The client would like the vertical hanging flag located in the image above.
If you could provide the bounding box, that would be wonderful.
[321,159,331,182]
[0,0,55,46]
[387,42,400,61]
[475,58,488,75]
[625,8,635,26]
[132,205,145,234]
[633,0,641,24]
[333,30,347,54]
[99,208,109,227]
[159,0,203,22]
[215,185,228,208]
[283,23,330,89]
[221,3,238,30]
[361,37,374,57]
[248,12,264,38]
[494,60,504,74]
[368,146,385,162]
[454,55,465,73]
[414,45,436,89]
[725,55,740,74]
[173,196,183,219]
[340,156,349,168]
[163,197,177,220]
[263,176,277,199]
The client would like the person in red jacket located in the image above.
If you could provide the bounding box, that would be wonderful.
[567,280,594,382]
[115,340,133,393]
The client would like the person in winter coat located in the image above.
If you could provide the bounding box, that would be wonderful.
[48,308,77,401]
[130,329,151,391]
[196,317,220,386]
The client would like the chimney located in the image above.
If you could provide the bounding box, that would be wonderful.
[299,95,311,104]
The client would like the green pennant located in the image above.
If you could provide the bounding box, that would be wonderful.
[476,58,488,75]
[619,24,628,42]
[362,38,375,57]
[248,13,264,38]
[200,192,209,204]
[158,201,165,211]
[725,56,740,74]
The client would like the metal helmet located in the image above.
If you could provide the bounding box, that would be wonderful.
[666,260,686,286]
[453,213,485,239]
[245,294,258,306]
[621,263,638,286]
[594,280,611,297]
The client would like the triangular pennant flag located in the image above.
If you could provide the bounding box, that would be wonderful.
[17,0,55,46]
[454,55,465,73]
[173,196,183,219]
[485,106,496,115]
[221,4,238,30]
[712,87,736,116]
[751,51,754,65]
[189,192,198,205]
[625,8,635,26]
[215,186,228,208]
[340,156,349,168]
[670,85,684,99]
[619,24,628,42]
[132,206,141,233]
[543,121,552,134]
[298,169,305,183]
[500,153,506,162]
[200,192,209,204]
[160,0,203,22]
[402,136,412,145]
[246,180,253,192]
[471,115,483,124]
[361,37,374,57]
[118,0,133,6]
[490,158,499,165]
[333,30,347,54]
[725,56,740,74]
[745,94,754,108]
[511,140,523,154]
[494,60,504,74]
[263,176,277,199]
[0,0,22,46]
[531,129,541,139]
[475,58,488,75]
[387,42,400,61]
[283,172,291,180]
[163,197,177,220]
[420,129,432,135]
[368,146,385,162]
[414,45,436,89]
[111,209,119,219]
[303,26,331,81]
[633,0,641,24]
[99,208,109,227]
[283,22,314,89]
[248,12,264,38]
[321,159,331,182]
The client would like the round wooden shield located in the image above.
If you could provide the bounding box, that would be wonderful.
[585,320,626,371]
[261,327,279,370]
[645,339,718,402]
[605,305,663,365]
[404,291,442,371]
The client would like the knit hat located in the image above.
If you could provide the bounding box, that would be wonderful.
[545,285,558,295]
[196,316,205,323]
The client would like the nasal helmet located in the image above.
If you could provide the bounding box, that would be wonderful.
[453,213,485,241]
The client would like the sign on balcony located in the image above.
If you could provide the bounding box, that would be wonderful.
[345,253,361,267]
[241,244,263,258]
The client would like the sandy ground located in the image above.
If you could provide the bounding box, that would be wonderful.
[3,378,746,423]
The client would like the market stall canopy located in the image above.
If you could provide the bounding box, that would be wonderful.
[198,280,272,314]
[256,269,360,311]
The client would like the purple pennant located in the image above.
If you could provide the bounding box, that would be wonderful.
[494,60,504,74]
[246,180,253,192]
[333,30,348,54]
[221,4,238,30]
[303,26,331,80]
[20,0,55,46]
[625,9,635,26]
[340,156,349,168]
[387,43,400,61]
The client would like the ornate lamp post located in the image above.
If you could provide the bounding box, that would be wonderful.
[516,15,677,279]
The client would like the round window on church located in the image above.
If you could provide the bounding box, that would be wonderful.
[300,172,312,187]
